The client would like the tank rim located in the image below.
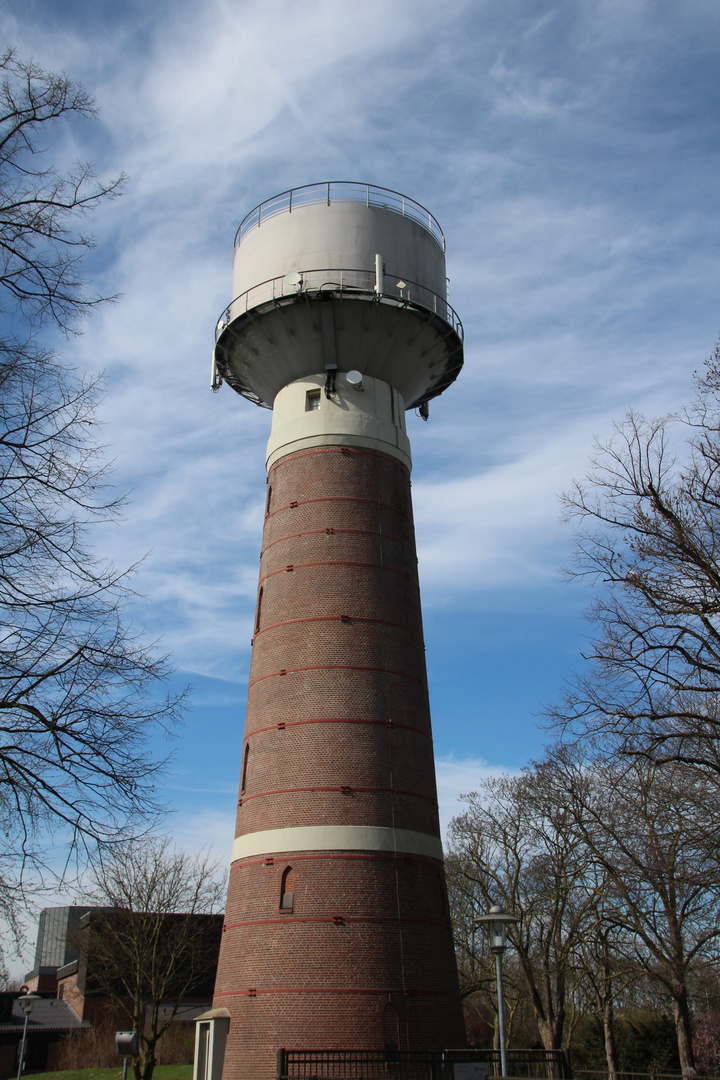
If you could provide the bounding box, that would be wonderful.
[235,181,446,253]
[213,287,463,410]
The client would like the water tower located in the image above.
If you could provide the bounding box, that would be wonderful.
[208,183,466,1080]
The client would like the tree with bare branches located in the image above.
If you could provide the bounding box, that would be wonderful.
[0,48,123,330]
[548,340,720,776]
[0,51,184,948]
[445,850,531,1048]
[80,839,226,1080]
[447,770,598,1050]
[572,903,638,1080]
[549,752,720,1072]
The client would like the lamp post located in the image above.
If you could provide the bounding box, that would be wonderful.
[474,906,519,1078]
[16,989,40,1080]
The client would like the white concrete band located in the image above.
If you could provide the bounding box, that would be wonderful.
[231,825,443,863]
[266,373,412,472]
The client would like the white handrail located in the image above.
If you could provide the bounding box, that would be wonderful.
[215,267,463,343]
[234,182,446,252]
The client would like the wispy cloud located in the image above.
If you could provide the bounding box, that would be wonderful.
[436,756,517,842]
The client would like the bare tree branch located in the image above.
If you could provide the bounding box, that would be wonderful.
[547,340,720,777]
[80,839,226,1080]
[0,49,124,333]
[0,53,184,961]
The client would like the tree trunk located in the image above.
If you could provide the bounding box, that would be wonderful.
[603,1000,620,1080]
[675,990,695,1071]
[536,1014,564,1051]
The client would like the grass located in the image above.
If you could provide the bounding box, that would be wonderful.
[25,1068,193,1080]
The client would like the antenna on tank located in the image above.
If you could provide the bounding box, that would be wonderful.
[374,253,384,297]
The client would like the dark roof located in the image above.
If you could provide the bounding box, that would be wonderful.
[0,999,90,1033]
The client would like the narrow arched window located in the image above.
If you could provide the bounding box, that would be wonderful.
[241,743,250,794]
[255,587,263,634]
[383,1002,400,1053]
[437,873,448,916]
[280,866,295,911]
[265,484,272,516]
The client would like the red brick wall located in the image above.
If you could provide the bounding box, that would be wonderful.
[58,971,85,1020]
[213,445,465,1080]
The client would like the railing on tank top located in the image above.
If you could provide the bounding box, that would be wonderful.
[214,268,463,343]
[236,182,446,252]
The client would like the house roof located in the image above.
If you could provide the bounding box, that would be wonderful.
[0,998,90,1033]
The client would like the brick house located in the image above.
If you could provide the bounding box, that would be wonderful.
[0,906,222,1075]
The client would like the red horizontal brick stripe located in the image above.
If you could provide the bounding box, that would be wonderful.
[257,559,417,588]
[268,443,410,477]
[266,495,411,522]
[229,851,442,871]
[215,987,460,998]
[248,664,427,689]
[261,527,416,556]
[252,613,424,643]
[223,915,448,930]
[237,784,438,806]
[243,717,431,740]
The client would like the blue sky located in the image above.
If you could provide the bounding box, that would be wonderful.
[2,0,719,967]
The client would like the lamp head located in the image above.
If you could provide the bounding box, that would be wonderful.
[473,904,519,953]
[17,992,41,1016]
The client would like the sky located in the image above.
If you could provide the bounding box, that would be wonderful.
[2,0,719,972]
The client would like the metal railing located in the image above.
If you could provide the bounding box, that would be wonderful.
[214,268,463,342]
[235,182,446,252]
[278,1047,572,1080]
[575,1072,698,1080]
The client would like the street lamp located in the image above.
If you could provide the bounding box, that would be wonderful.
[16,989,41,1080]
[474,905,519,1079]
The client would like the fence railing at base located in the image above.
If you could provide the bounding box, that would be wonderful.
[278,1047,572,1080]
[575,1072,713,1080]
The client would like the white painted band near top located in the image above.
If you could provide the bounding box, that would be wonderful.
[231,825,443,863]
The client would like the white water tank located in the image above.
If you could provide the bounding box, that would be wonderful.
[213,182,463,410]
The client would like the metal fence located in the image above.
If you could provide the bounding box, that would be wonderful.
[236,182,446,251]
[214,268,463,343]
[278,1048,572,1080]
[575,1072,706,1080]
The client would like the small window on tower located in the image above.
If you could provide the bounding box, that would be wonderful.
[241,743,250,794]
[437,873,448,916]
[280,866,295,911]
[265,485,272,516]
[255,587,263,634]
[306,390,321,411]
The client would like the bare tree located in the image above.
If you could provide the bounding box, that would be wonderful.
[447,770,598,1050]
[0,49,123,330]
[573,895,640,1080]
[446,850,530,1048]
[0,51,184,947]
[550,752,720,1072]
[80,839,226,1080]
[548,340,720,776]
